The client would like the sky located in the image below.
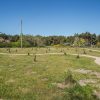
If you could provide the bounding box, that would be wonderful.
[0,0,100,36]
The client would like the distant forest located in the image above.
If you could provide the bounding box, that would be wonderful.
[0,32,100,47]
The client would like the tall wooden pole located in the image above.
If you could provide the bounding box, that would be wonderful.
[21,20,23,48]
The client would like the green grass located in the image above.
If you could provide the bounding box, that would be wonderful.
[0,47,100,99]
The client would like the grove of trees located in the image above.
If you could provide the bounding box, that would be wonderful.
[0,32,100,48]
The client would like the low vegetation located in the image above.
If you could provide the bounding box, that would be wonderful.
[0,47,100,99]
[0,32,100,48]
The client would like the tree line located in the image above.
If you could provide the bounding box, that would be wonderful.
[0,32,100,47]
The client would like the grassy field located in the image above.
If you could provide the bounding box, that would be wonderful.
[0,47,100,56]
[0,47,100,99]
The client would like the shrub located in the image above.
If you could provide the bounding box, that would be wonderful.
[64,52,67,56]
[63,84,98,100]
[76,54,80,59]
[28,53,30,56]
[83,49,87,54]
[63,70,98,100]
[34,55,37,62]
[64,70,76,85]
[89,50,92,52]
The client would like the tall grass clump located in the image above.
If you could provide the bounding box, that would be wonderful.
[64,70,76,85]
[63,71,99,100]
[76,54,80,59]
[63,84,98,100]
[34,55,37,62]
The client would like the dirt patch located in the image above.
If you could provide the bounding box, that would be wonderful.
[18,87,30,94]
[51,82,57,85]
[52,81,76,89]
[72,54,100,65]
[94,90,100,99]
[93,84,100,88]
[41,78,48,81]
[72,68,100,87]
[56,82,68,89]
[94,57,100,65]
[9,64,14,67]
[90,72,100,78]
[73,68,100,78]
[78,79,97,86]
[6,79,15,84]
[74,69,92,74]
[25,70,37,76]
[9,68,16,71]
[51,82,71,89]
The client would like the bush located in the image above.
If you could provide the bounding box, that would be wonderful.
[76,54,80,59]
[63,70,98,100]
[64,70,76,85]
[83,49,87,54]
[64,52,67,55]
[11,41,20,47]
[34,55,37,62]
[63,84,98,100]
[28,52,30,56]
